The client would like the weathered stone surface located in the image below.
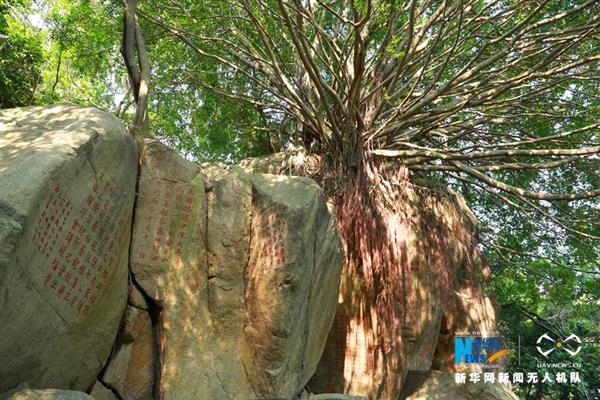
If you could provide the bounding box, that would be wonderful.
[128,141,344,399]
[307,185,483,399]
[102,307,155,400]
[304,394,368,400]
[89,382,118,400]
[0,104,137,392]
[127,284,148,310]
[398,371,518,400]
[239,147,322,177]
[0,388,94,400]
[432,286,501,372]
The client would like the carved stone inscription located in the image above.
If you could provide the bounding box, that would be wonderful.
[259,208,286,266]
[31,172,129,315]
[133,179,202,269]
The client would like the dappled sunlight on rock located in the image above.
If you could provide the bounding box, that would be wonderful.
[303,167,492,399]
[0,104,137,392]
[123,140,344,399]
[0,387,94,399]
[1,104,515,400]
[102,305,155,400]
[432,286,502,374]
[0,103,127,174]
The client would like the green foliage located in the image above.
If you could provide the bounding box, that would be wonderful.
[151,82,271,162]
[0,0,128,113]
[491,258,600,399]
[0,1,45,108]
[0,4,598,397]
[146,32,272,162]
[0,0,272,162]
[35,0,125,110]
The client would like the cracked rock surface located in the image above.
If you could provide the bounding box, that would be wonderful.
[124,140,344,400]
[0,104,138,392]
[1,105,344,400]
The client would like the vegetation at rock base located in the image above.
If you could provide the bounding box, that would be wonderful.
[1,0,599,399]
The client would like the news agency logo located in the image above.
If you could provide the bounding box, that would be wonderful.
[536,333,582,357]
[454,336,511,364]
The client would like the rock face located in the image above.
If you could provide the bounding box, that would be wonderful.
[241,153,505,400]
[306,185,494,399]
[0,388,94,400]
[432,287,501,373]
[0,104,137,392]
[303,394,368,400]
[1,104,508,400]
[122,140,344,399]
[398,371,519,400]
[102,304,155,400]
[89,381,119,400]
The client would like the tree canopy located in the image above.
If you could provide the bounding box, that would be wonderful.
[0,1,598,398]
[132,0,600,279]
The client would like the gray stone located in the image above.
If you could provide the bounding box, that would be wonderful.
[128,140,343,400]
[0,388,94,400]
[242,152,501,400]
[127,284,148,310]
[102,307,155,400]
[0,104,137,391]
[89,382,118,400]
[305,394,368,400]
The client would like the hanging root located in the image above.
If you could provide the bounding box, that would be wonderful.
[241,150,481,397]
[332,160,411,396]
[331,158,480,398]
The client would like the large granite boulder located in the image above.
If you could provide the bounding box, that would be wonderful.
[240,153,501,400]
[0,104,137,392]
[0,388,94,400]
[120,140,344,399]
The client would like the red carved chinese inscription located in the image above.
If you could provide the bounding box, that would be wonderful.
[33,173,129,314]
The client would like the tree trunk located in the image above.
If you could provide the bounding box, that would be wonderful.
[52,45,63,93]
[121,0,150,137]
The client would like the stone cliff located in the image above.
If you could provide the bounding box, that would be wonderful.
[241,153,508,400]
[0,104,514,400]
